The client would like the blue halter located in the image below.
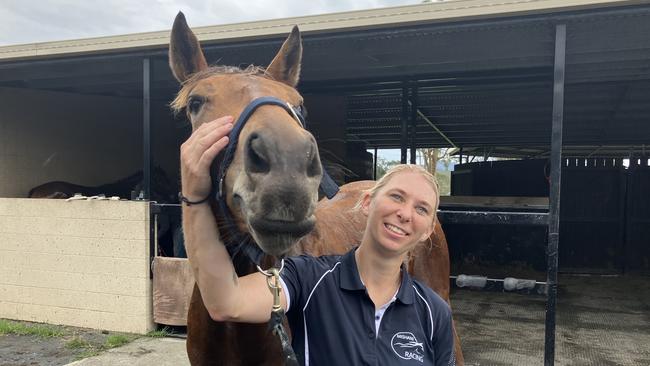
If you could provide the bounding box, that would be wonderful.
[211,96,339,265]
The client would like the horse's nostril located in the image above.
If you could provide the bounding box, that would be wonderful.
[247,133,271,174]
[306,143,322,178]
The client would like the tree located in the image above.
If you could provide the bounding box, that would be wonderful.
[420,148,439,175]
[375,157,400,179]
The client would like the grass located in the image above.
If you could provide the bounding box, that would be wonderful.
[1,319,141,362]
[1,318,140,362]
[0,319,64,338]
[104,334,132,348]
[74,349,102,360]
[67,333,137,360]
[65,337,92,349]
[146,327,171,338]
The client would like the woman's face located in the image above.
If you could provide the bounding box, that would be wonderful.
[361,171,437,256]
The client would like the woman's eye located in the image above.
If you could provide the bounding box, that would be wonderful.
[416,206,429,215]
[390,193,402,201]
[188,97,204,114]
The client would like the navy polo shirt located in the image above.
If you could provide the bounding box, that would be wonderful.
[280,248,456,366]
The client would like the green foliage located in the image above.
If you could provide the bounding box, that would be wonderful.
[104,334,132,348]
[1,319,139,362]
[74,349,101,360]
[436,170,451,196]
[65,337,92,349]
[146,327,171,338]
[0,319,64,338]
[375,157,400,179]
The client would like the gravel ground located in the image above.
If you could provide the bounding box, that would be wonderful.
[0,321,137,366]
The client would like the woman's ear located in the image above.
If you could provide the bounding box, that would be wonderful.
[360,193,372,216]
[420,220,436,242]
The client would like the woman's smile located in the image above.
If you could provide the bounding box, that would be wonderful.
[384,222,409,237]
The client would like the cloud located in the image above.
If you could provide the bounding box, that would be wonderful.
[0,0,418,46]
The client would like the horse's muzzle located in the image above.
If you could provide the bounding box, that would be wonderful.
[250,216,315,238]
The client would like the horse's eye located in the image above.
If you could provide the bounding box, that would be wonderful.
[188,96,205,115]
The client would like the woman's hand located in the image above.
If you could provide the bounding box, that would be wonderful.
[180,116,234,201]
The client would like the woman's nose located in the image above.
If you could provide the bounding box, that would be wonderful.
[396,209,411,222]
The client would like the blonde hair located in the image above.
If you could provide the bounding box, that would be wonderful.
[356,164,440,220]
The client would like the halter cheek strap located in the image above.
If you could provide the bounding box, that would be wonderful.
[211,96,339,265]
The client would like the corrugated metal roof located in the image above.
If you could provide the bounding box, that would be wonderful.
[0,0,646,61]
[0,0,648,157]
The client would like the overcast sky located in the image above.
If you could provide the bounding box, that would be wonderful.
[0,0,427,46]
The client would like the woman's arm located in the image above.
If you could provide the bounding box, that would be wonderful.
[181,116,287,323]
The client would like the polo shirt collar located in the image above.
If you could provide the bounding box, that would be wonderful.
[340,249,365,291]
[339,248,415,305]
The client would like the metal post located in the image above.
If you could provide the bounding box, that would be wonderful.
[401,84,409,164]
[143,57,155,277]
[544,23,566,366]
[410,86,418,164]
[143,57,152,200]
[373,147,378,180]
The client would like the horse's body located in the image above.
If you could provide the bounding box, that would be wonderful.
[28,171,145,199]
[28,167,176,202]
[169,12,463,366]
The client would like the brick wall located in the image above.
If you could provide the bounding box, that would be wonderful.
[0,198,154,334]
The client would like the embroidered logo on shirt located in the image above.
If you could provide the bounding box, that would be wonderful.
[391,331,424,363]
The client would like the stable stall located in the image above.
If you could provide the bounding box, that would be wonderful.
[1,0,649,363]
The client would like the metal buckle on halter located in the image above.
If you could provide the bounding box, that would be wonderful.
[286,102,303,128]
[257,259,284,312]
[218,177,224,199]
[257,259,285,312]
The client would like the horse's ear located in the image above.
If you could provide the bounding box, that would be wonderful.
[266,26,302,87]
[169,11,208,83]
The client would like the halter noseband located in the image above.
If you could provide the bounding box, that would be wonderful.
[211,96,339,265]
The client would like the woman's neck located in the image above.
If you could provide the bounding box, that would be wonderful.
[355,243,403,308]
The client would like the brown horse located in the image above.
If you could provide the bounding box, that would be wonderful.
[170,12,463,366]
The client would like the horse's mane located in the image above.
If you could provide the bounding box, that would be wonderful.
[170,65,270,114]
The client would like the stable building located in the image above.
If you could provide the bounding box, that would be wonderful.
[1,1,649,364]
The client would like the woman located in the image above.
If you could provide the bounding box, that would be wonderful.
[181,116,456,366]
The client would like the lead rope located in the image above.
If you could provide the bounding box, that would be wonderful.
[257,260,299,366]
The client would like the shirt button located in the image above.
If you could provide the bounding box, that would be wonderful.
[368,331,375,339]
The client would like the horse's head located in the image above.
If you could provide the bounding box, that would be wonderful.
[169,12,322,257]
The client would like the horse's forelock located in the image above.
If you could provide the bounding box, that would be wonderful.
[170,65,271,114]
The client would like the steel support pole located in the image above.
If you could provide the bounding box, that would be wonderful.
[373,147,378,180]
[544,23,566,366]
[143,58,152,200]
[401,84,409,164]
[410,86,418,164]
[143,58,155,277]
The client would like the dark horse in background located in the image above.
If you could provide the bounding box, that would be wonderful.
[170,12,464,366]
[28,166,177,202]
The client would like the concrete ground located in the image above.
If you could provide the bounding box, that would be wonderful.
[63,274,649,366]
[453,274,650,366]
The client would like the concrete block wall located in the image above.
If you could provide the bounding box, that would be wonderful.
[0,198,154,334]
